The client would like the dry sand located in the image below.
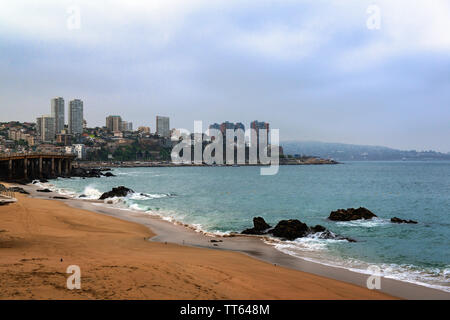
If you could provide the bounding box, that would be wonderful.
[0,188,395,300]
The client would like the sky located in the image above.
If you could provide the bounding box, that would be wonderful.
[0,0,449,152]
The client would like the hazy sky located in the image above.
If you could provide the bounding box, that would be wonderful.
[1,0,449,152]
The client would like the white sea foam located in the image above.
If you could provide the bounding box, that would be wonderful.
[336,217,390,227]
[127,192,171,200]
[32,180,52,190]
[32,180,78,198]
[269,234,347,253]
[266,238,450,293]
[80,185,103,199]
[128,203,148,211]
[103,196,123,205]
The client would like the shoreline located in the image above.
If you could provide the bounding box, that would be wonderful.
[73,158,339,169]
[11,181,450,300]
[0,182,394,300]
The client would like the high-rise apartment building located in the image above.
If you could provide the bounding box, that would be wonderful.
[121,121,133,132]
[36,115,56,142]
[106,115,122,132]
[219,121,235,136]
[51,97,65,134]
[234,122,245,131]
[209,122,245,135]
[156,116,170,138]
[250,120,269,144]
[209,123,220,131]
[68,99,84,135]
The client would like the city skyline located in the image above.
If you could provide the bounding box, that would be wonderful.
[1,1,450,152]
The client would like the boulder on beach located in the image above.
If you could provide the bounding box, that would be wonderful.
[99,186,134,200]
[241,217,271,235]
[328,207,377,221]
[36,188,52,193]
[391,217,418,224]
[271,219,309,240]
[8,187,30,195]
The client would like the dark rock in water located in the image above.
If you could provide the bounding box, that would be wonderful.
[318,230,357,242]
[36,188,52,193]
[391,217,418,224]
[329,207,377,221]
[8,187,30,195]
[241,217,271,235]
[241,217,357,242]
[78,194,87,198]
[310,225,326,233]
[253,217,271,230]
[99,186,134,200]
[103,172,116,177]
[71,167,115,178]
[53,196,68,200]
[271,219,309,240]
[70,167,102,178]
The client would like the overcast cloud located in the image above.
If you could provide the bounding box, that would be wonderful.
[1,0,449,152]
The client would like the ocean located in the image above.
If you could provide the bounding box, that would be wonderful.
[42,161,450,292]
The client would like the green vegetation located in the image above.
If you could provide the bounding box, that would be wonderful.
[16,139,28,146]
[103,142,164,161]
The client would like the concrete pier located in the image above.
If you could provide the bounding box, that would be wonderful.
[0,153,76,181]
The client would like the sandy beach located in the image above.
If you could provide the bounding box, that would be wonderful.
[0,182,402,300]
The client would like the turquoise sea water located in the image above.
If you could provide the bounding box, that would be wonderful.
[46,161,450,291]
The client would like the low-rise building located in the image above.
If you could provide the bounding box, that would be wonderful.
[56,133,73,146]
[73,144,86,160]
[138,126,150,133]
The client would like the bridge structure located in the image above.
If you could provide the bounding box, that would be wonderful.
[0,153,76,181]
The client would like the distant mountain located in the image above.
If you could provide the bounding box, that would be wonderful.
[281,141,450,161]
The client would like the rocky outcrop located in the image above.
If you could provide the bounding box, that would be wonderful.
[271,219,310,240]
[313,230,357,242]
[328,207,377,221]
[8,187,30,195]
[242,217,271,235]
[98,186,134,200]
[70,167,115,178]
[103,172,116,177]
[241,217,356,242]
[71,167,101,178]
[310,225,326,233]
[391,217,418,224]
